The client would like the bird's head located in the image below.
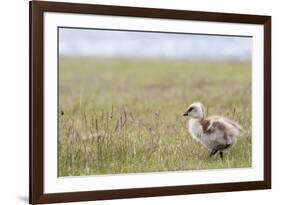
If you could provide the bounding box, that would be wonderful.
[183,102,205,120]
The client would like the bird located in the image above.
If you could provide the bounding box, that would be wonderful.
[183,102,243,159]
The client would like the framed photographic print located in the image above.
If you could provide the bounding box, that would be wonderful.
[29,0,271,204]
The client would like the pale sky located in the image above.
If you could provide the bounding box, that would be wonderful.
[59,27,252,61]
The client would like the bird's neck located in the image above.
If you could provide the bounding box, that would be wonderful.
[191,116,204,121]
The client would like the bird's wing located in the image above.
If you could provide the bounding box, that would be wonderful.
[207,116,242,133]
[203,117,233,144]
[201,117,226,134]
[221,117,243,132]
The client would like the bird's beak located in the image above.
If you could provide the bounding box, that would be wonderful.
[183,111,188,116]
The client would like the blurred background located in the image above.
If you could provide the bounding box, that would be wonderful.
[59,28,252,61]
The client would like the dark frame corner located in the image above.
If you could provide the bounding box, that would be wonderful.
[29,1,271,204]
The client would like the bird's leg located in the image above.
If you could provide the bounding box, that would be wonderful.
[219,151,223,160]
[210,149,218,157]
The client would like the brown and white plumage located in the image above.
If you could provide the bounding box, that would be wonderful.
[183,102,242,159]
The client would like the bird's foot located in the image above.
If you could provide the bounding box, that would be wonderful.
[210,149,218,158]
[219,151,223,160]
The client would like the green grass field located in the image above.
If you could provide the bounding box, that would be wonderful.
[58,58,252,176]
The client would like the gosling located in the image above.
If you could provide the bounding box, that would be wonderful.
[183,102,242,159]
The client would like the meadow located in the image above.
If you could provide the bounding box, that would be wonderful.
[59,58,252,176]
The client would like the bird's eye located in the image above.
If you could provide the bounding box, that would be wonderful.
[187,107,195,112]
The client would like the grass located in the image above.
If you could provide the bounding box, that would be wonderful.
[58,57,252,176]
